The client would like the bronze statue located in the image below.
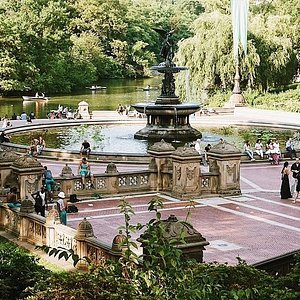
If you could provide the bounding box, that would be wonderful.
[154,28,175,67]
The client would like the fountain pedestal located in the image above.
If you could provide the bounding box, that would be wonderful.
[133,63,201,142]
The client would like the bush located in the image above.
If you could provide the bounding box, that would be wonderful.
[0,236,50,299]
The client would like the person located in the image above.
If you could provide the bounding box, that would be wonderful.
[117,104,124,115]
[243,140,255,161]
[280,162,292,199]
[80,140,91,159]
[272,139,281,165]
[37,136,46,155]
[57,191,67,225]
[290,158,300,195]
[20,111,27,120]
[43,166,55,201]
[78,157,93,189]
[11,113,17,120]
[26,114,32,124]
[0,131,10,143]
[265,139,274,162]
[29,112,35,120]
[194,139,201,155]
[285,137,296,159]
[254,139,264,159]
[32,186,47,217]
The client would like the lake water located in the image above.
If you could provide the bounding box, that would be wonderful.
[0,78,162,119]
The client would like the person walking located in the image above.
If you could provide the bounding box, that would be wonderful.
[280,162,292,199]
[57,191,67,225]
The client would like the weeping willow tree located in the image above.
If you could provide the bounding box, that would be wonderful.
[175,2,298,103]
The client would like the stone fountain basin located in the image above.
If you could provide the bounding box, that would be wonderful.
[133,103,200,116]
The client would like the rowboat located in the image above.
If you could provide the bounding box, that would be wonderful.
[22,96,49,101]
[87,86,107,90]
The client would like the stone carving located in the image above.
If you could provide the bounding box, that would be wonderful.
[0,151,19,162]
[210,141,240,154]
[175,166,181,181]
[46,208,60,225]
[172,146,199,157]
[111,230,127,252]
[25,174,40,195]
[60,163,74,178]
[20,198,35,213]
[12,156,42,168]
[105,162,119,174]
[56,231,76,251]
[148,139,175,153]
[186,167,196,181]
[3,170,18,189]
[75,217,95,240]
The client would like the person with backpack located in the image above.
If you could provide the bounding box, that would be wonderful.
[43,166,55,202]
[32,186,47,217]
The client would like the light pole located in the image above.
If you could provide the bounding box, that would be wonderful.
[227,0,249,108]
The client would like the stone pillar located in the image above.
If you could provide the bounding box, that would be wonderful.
[10,156,44,199]
[147,140,175,192]
[45,208,61,248]
[74,218,95,270]
[207,141,242,195]
[171,146,201,199]
[0,151,19,189]
[78,101,90,119]
[59,163,74,196]
[19,198,35,241]
[139,214,209,263]
[105,162,119,194]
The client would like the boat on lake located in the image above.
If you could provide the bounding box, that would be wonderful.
[136,86,159,91]
[22,95,49,101]
[87,85,107,90]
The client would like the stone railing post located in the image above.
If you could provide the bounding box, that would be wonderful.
[10,156,44,199]
[74,217,95,270]
[147,140,175,192]
[171,146,201,199]
[19,198,35,241]
[59,163,75,196]
[105,162,119,194]
[207,141,241,195]
[45,207,61,248]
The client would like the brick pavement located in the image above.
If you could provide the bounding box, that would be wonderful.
[61,163,300,266]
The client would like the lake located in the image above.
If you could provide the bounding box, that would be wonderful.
[0,78,162,119]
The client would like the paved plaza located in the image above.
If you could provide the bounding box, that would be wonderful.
[64,162,299,266]
[1,107,300,267]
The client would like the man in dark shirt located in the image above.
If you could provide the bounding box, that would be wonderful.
[80,140,91,159]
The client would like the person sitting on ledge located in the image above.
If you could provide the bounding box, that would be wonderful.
[80,140,91,159]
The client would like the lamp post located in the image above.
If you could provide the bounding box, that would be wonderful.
[226,0,249,108]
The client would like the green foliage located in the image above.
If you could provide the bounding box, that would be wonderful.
[0,236,49,300]
[29,198,300,299]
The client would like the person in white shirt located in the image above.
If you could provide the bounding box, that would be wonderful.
[243,140,255,161]
[254,139,264,159]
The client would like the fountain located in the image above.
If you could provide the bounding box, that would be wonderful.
[133,29,201,142]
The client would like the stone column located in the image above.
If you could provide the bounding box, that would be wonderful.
[74,218,95,270]
[19,198,35,241]
[59,163,75,196]
[10,156,44,199]
[171,147,201,199]
[105,162,119,194]
[207,141,242,195]
[147,140,175,192]
[77,101,90,119]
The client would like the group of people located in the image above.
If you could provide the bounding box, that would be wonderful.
[28,136,46,156]
[243,137,296,164]
[280,158,300,203]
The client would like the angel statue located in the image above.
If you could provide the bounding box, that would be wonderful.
[154,28,175,67]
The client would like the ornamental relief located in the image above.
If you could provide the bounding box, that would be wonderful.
[56,231,77,251]
[175,166,181,181]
